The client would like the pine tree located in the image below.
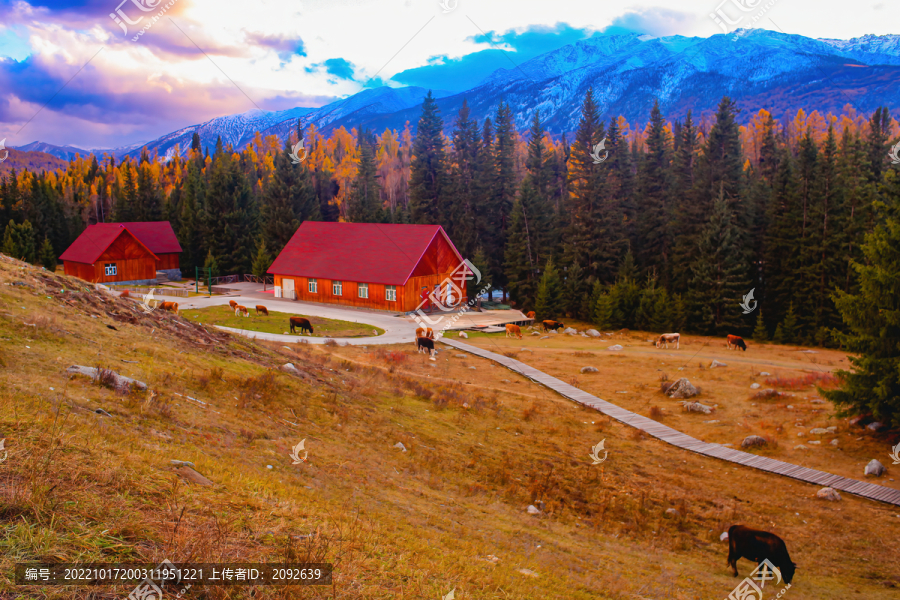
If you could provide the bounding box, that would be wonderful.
[635,100,671,280]
[38,236,56,271]
[348,130,383,223]
[2,220,37,263]
[486,101,517,300]
[823,175,900,425]
[752,311,768,341]
[204,249,219,278]
[445,100,481,257]
[251,238,272,280]
[534,258,562,321]
[468,247,491,302]
[504,197,535,309]
[408,91,447,224]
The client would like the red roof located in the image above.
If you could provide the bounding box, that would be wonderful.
[59,222,173,264]
[268,222,463,285]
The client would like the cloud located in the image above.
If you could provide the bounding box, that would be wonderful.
[243,31,306,61]
[602,7,698,37]
[308,57,355,80]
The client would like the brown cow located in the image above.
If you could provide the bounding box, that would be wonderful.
[234,305,249,317]
[290,317,313,335]
[656,333,680,349]
[727,525,796,584]
[542,320,564,333]
[160,301,179,315]
[726,334,747,351]
[526,311,536,319]
[416,336,436,360]
[506,324,523,339]
[229,300,238,309]
[255,305,269,316]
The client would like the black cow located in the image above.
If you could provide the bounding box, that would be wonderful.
[416,336,435,359]
[727,525,796,584]
[289,317,314,335]
[542,320,564,332]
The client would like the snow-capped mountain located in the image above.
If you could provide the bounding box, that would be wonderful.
[16,29,900,162]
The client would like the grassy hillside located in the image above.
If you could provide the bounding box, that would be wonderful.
[1,255,899,599]
[0,149,68,175]
[180,306,385,338]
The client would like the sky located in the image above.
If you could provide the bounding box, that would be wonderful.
[0,0,895,150]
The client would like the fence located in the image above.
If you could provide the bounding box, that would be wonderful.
[205,274,273,286]
[108,285,190,298]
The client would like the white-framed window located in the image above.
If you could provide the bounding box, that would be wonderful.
[333,280,342,296]
[104,263,117,276]
[386,285,396,302]
[358,282,368,299]
[308,278,317,293]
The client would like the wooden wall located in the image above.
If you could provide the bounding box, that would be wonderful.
[156,253,180,269]
[63,231,158,283]
[274,275,406,311]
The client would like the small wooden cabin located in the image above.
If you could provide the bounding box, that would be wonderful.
[60,222,182,284]
[267,222,468,312]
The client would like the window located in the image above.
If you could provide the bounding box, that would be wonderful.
[332,280,342,296]
[358,282,368,299]
[104,263,117,276]
[308,278,317,293]
[386,285,396,302]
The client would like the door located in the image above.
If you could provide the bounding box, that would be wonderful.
[282,278,295,300]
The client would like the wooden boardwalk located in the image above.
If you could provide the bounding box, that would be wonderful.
[441,338,900,507]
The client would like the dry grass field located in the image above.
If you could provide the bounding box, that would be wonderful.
[1,259,899,599]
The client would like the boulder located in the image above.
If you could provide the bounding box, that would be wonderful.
[867,422,884,432]
[750,383,761,389]
[531,331,541,336]
[282,363,300,374]
[586,329,601,338]
[710,360,728,368]
[526,505,541,515]
[607,344,624,351]
[741,435,768,448]
[540,336,549,340]
[580,366,599,374]
[816,487,841,501]
[517,568,539,578]
[865,459,885,477]
[665,508,681,517]
[682,401,713,415]
[563,327,578,335]
[666,378,698,399]
[826,426,837,433]
[810,398,825,404]
[830,439,839,446]
[759,371,771,376]
[810,428,829,435]
[66,365,147,391]
[549,330,558,335]
[808,440,821,445]
[794,444,809,450]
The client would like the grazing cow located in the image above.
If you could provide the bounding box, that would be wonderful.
[506,324,523,339]
[727,525,796,584]
[416,336,436,359]
[229,300,238,310]
[255,305,269,316]
[234,305,249,317]
[656,333,681,349]
[289,317,313,335]
[542,320,564,333]
[415,327,435,340]
[526,311,536,319]
[726,335,747,351]
[160,301,179,315]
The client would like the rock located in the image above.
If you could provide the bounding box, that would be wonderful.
[826,426,837,433]
[394,442,407,452]
[549,330,558,335]
[540,336,549,340]
[531,331,541,336]
[458,331,468,338]
[682,401,714,414]
[580,366,599,374]
[585,329,601,337]
[665,508,681,517]
[170,460,196,468]
[517,568,539,578]
[519,348,532,352]
[720,532,729,541]
[830,439,839,446]
[810,398,825,404]
[666,378,699,399]
[174,466,213,486]
[759,372,771,376]
[469,366,476,370]
[563,327,578,335]
[741,435,768,448]
[797,432,805,437]
[607,344,624,351]
[808,440,821,445]
[794,444,808,450]
[66,365,147,391]
[787,405,794,409]
[267,465,273,469]
[867,422,884,432]
[849,415,869,427]
[580,332,588,337]
[455,354,467,358]
[282,363,300,373]
[817,487,841,501]
[710,360,728,368]
[865,459,885,477]
[526,505,541,515]
[810,428,829,435]
[750,383,761,389]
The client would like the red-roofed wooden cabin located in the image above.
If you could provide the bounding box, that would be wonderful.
[60,222,182,284]
[267,222,467,312]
